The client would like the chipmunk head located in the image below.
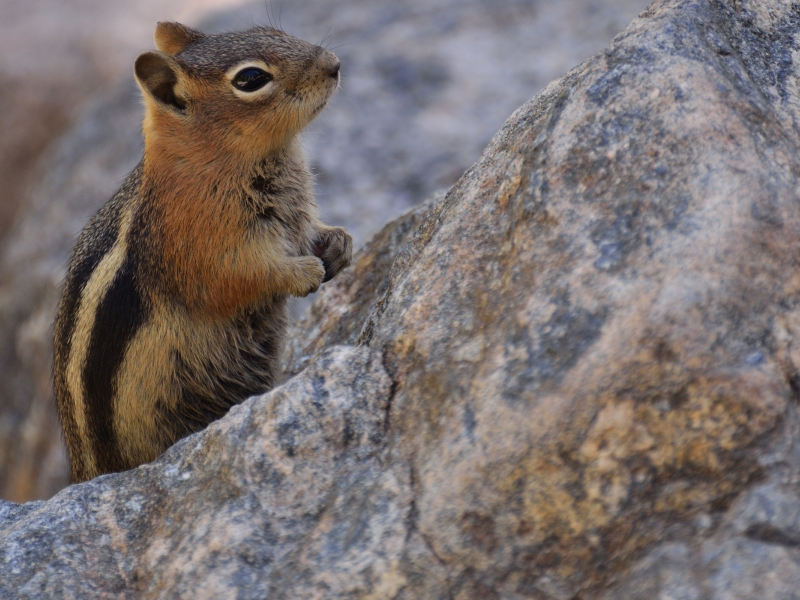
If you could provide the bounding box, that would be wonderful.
[134,22,340,164]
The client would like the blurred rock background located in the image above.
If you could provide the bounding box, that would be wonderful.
[0,0,243,240]
[0,0,651,501]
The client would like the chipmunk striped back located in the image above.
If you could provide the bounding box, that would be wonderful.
[54,22,352,483]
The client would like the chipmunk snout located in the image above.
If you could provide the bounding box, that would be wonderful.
[318,49,340,79]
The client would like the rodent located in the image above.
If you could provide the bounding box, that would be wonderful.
[53,22,353,483]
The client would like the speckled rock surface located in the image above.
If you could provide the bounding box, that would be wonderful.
[0,0,651,501]
[283,192,446,377]
[292,0,800,595]
[3,0,800,596]
[0,346,398,598]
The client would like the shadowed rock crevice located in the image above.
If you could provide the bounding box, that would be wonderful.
[745,523,800,548]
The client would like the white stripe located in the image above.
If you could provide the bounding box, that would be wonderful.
[65,206,133,477]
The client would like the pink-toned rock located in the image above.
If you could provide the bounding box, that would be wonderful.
[3,0,800,596]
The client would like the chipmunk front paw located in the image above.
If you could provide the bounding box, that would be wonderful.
[291,256,326,297]
[312,227,353,282]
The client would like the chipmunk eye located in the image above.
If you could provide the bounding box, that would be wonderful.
[232,67,273,92]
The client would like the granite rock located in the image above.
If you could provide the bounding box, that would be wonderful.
[3,0,800,597]
[0,346,400,598]
[0,0,651,500]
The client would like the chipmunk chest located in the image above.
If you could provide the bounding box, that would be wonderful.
[249,170,313,240]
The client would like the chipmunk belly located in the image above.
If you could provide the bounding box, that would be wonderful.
[113,297,288,468]
[111,303,180,468]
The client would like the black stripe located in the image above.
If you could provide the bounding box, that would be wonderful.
[54,164,142,383]
[54,164,143,481]
[82,256,148,473]
[54,199,126,482]
[55,205,122,374]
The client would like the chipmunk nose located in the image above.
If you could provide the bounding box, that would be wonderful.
[318,49,340,79]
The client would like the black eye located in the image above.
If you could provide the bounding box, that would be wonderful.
[232,68,273,92]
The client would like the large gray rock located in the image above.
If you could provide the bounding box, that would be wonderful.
[0,0,650,500]
[3,0,800,596]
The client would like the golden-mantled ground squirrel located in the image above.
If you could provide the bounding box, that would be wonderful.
[53,22,352,483]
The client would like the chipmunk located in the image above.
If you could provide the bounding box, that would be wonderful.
[53,22,352,483]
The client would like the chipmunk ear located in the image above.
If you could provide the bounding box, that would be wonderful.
[134,52,187,112]
[154,21,204,55]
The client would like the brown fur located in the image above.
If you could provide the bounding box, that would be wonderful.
[53,22,352,482]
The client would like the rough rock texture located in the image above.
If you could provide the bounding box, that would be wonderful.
[0,347,397,597]
[283,192,446,377]
[2,0,800,596]
[0,0,650,501]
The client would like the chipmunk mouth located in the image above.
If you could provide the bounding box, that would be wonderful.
[308,86,336,118]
